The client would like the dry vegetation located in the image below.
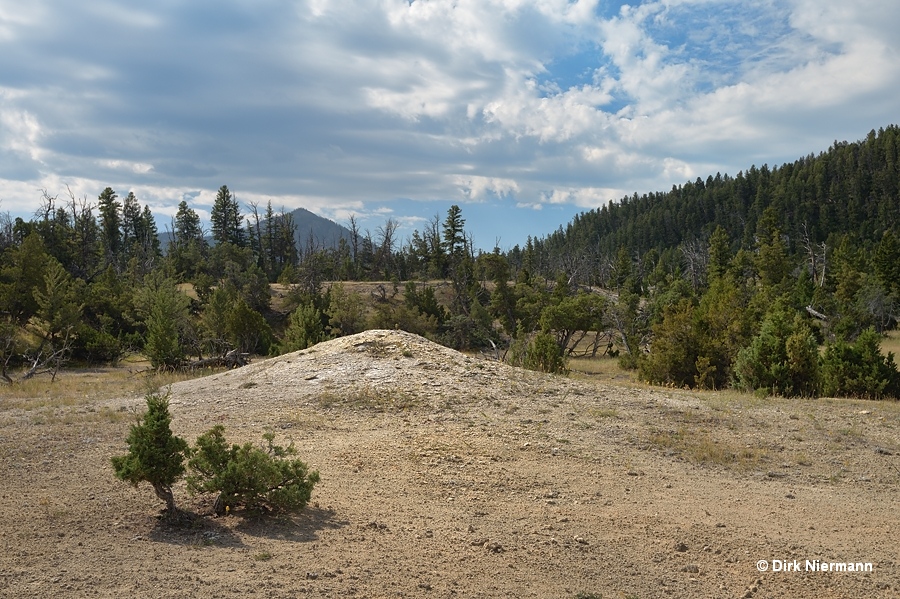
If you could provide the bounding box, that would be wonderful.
[1,329,899,598]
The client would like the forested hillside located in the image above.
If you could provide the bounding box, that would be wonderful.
[1,129,898,397]
[522,125,900,286]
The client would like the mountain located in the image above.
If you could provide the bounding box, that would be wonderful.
[158,206,351,252]
[287,207,351,250]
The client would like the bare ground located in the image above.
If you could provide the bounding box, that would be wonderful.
[1,329,899,598]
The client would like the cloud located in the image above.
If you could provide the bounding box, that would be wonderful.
[0,0,898,247]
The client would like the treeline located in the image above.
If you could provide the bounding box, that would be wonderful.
[1,128,899,397]
[524,126,900,286]
[513,126,900,398]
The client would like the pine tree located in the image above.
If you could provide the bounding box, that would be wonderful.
[210,185,246,247]
[112,392,188,514]
[97,187,122,269]
[173,201,203,246]
[442,205,466,259]
[121,192,141,257]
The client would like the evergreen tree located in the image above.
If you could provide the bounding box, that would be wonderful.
[706,225,732,283]
[173,200,203,246]
[442,204,466,259]
[121,191,141,257]
[821,328,900,399]
[97,187,122,269]
[210,185,246,247]
[137,276,191,369]
[112,392,189,514]
[873,230,900,296]
[280,300,327,353]
[732,307,819,397]
[170,201,207,279]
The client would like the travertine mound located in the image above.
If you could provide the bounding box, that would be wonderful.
[167,329,583,412]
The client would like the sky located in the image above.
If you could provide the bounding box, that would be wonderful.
[1,0,899,251]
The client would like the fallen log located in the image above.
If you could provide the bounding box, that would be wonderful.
[182,350,250,371]
[805,305,828,321]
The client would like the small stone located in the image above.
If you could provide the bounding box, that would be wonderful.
[681,564,699,573]
[675,542,689,552]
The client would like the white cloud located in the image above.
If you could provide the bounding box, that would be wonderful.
[98,160,154,175]
[454,174,521,201]
[0,0,899,247]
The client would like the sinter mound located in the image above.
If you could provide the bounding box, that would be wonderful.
[169,328,586,413]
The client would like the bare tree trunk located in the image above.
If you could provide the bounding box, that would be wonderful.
[152,483,177,515]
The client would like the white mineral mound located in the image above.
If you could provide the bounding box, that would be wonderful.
[167,329,563,411]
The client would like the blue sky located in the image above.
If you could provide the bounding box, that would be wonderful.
[1,0,899,251]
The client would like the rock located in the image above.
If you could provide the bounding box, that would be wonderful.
[675,542,689,552]
[485,541,504,553]
[681,564,699,573]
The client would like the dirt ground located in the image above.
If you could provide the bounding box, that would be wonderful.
[1,329,899,598]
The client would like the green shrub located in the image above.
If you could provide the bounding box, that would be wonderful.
[225,298,273,355]
[507,329,568,375]
[366,302,439,338]
[280,300,327,353]
[72,323,123,364]
[731,307,819,397]
[111,392,189,514]
[640,299,699,387]
[187,426,320,515]
[820,328,900,399]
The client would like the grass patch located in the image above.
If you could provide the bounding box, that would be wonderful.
[569,356,638,382]
[587,407,619,419]
[881,330,900,357]
[648,426,769,470]
[39,405,133,426]
[1,361,208,410]
[317,385,420,412]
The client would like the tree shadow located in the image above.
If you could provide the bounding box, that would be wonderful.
[231,505,349,542]
[146,510,247,548]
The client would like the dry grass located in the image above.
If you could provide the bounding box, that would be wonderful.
[316,384,420,412]
[0,356,220,409]
[881,330,900,356]
[568,356,641,388]
[648,426,770,470]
